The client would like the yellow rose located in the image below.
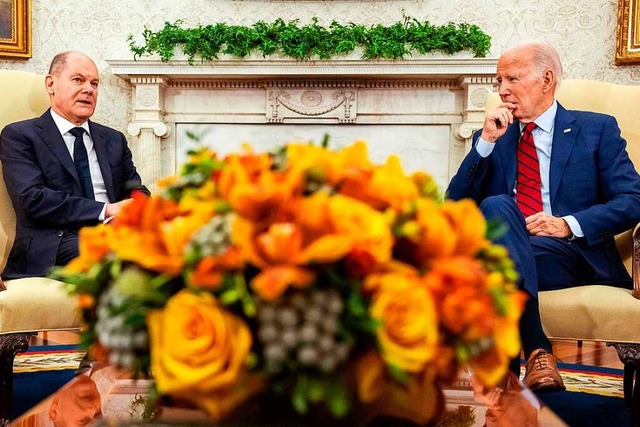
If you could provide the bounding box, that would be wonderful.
[341,155,419,210]
[147,290,255,419]
[367,273,438,372]
[329,195,393,264]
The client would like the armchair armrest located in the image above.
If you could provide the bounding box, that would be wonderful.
[633,222,640,299]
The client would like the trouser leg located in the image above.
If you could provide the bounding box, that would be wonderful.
[478,195,552,374]
[56,231,79,266]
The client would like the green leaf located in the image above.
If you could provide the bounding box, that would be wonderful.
[308,377,326,402]
[292,375,309,414]
[486,219,509,241]
[387,363,410,384]
[219,289,240,304]
[327,379,350,418]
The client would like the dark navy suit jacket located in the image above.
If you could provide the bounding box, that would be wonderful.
[0,109,147,279]
[447,103,640,294]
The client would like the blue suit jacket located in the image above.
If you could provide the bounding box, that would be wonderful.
[0,109,147,279]
[447,103,640,290]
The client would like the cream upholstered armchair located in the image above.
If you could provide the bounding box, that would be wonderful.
[0,70,80,423]
[485,79,640,409]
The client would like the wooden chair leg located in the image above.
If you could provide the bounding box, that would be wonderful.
[634,368,639,427]
[0,332,36,425]
[624,363,637,405]
[607,342,640,407]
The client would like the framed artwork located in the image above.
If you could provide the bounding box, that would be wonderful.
[0,0,31,59]
[616,0,640,64]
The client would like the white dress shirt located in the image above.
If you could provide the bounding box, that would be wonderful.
[50,109,108,219]
[474,101,584,238]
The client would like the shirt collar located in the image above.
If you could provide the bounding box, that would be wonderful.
[50,109,91,136]
[519,100,557,134]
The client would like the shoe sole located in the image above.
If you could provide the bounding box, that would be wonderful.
[529,384,566,393]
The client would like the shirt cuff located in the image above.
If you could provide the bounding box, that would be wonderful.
[562,215,584,239]
[99,203,107,222]
[475,137,496,158]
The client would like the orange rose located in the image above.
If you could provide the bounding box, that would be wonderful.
[353,351,441,425]
[148,291,257,419]
[65,224,112,273]
[440,199,489,257]
[412,199,457,261]
[422,257,493,339]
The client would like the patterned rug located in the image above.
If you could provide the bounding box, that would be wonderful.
[14,345,85,373]
[14,348,626,397]
[556,364,624,398]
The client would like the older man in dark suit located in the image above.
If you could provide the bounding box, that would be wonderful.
[447,42,640,392]
[0,51,148,279]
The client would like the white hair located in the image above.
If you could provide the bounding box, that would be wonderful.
[504,42,564,90]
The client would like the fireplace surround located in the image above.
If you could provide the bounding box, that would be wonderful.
[108,56,498,191]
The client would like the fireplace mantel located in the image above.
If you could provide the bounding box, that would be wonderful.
[108,57,497,79]
[108,57,497,191]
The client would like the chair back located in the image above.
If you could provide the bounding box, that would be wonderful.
[0,70,50,273]
[485,79,640,275]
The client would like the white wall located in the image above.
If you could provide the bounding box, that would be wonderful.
[1,0,639,136]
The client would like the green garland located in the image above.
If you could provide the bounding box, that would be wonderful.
[128,17,491,63]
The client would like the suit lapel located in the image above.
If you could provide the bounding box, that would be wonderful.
[549,104,578,203]
[497,123,521,194]
[89,121,115,202]
[36,110,79,185]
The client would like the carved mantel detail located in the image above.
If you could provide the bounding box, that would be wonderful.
[267,88,357,123]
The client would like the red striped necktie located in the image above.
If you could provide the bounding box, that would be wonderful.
[516,122,542,217]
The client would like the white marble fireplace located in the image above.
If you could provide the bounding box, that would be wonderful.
[108,56,498,192]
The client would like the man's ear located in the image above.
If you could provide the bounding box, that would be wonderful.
[542,69,555,93]
[45,75,55,96]
[49,397,59,421]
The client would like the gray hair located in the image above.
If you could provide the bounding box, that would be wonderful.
[506,42,564,90]
[48,51,93,76]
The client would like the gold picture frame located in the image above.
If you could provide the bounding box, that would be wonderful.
[0,0,31,59]
[616,0,640,64]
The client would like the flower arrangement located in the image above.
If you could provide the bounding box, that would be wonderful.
[58,140,524,424]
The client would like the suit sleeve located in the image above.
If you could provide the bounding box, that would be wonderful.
[0,124,104,227]
[572,116,640,246]
[113,130,149,200]
[446,130,492,203]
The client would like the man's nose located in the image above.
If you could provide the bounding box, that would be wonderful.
[498,82,510,97]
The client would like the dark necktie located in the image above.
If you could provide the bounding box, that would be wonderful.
[69,127,95,200]
[516,122,542,217]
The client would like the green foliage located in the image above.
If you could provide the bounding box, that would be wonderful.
[128,17,491,63]
[291,373,350,418]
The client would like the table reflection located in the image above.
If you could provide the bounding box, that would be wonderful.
[12,365,567,426]
[13,374,102,427]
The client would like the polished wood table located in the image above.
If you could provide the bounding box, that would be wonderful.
[10,363,567,426]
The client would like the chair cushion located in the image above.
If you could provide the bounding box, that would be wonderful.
[0,277,80,334]
[539,286,640,343]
